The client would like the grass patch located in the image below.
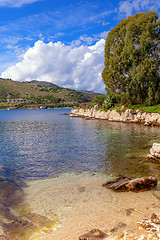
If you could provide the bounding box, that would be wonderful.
[111,104,160,114]
[83,101,160,114]
[129,104,160,114]
[0,102,8,105]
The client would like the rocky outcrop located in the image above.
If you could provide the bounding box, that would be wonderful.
[147,143,160,161]
[70,106,160,126]
[138,213,160,239]
[102,176,157,192]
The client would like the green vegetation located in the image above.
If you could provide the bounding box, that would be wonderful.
[102,10,160,106]
[0,78,99,109]
[94,94,117,111]
[81,11,160,114]
[129,104,160,114]
[0,88,7,102]
[83,96,160,114]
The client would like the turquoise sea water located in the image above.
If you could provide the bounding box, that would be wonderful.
[0,108,160,181]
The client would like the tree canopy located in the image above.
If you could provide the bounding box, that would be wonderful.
[102,10,160,105]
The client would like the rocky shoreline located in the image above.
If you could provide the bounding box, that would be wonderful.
[79,213,160,240]
[70,107,160,239]
[70,106,160,126]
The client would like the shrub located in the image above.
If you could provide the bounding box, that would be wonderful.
[101,95,117,111]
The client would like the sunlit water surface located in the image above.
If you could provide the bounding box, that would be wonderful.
[0,108,160,239]
[1,108,160,180]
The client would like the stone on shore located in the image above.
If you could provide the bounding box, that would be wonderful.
[102,176,157,192]
[138,213,160,239]
[147,143,160,161]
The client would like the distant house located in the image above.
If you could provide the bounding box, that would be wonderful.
[7,98,24,103]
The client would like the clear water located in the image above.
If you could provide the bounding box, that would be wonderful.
[0,108,160,181]
[1,108,160,239]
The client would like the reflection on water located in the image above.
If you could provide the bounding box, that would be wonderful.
[0,108,160,180]
[0,108,160,239]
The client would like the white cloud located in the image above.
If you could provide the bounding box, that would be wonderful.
[118,0,160,17]
[98,31,109,39]
[71,32,109,47]
[1,39,106,93]
[118,1,133,16]
[0,0,42,7]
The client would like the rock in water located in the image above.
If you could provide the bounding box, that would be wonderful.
[147,143,160,161]
[79,229,108,240]
[102,176,157,192]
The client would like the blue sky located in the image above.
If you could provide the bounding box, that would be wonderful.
[0,0,160,93]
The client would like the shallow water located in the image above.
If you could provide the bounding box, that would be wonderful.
[0,108,160,239]
[23,172,160,240]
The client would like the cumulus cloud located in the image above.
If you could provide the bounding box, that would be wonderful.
[1,39,106,93]
[0,0,42,7]
[118,0,160,17]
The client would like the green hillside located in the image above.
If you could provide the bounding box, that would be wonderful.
[0,78,99,109]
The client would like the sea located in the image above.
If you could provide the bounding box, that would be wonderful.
[0,108,160,239]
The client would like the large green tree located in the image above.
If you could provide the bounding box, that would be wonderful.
[102,11,160,105]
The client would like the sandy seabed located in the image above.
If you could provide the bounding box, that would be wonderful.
[22,172,160,240]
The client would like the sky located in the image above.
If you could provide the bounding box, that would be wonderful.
[0,0,160,93]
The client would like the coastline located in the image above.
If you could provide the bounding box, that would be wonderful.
[70,106,160,127]
[0,103,76,110]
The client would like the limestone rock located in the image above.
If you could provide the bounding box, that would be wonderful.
[108,109,121,121]
[70,108,160,126]
[102,176,157,192]
[147,143,160,160]
[124,109,133,119]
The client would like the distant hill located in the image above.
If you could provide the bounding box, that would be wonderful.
[79,90,98,95]
[0,78,99,109]
[29,80,58,87]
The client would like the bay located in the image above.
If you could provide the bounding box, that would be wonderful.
[0,108,160,239]
[0,108,160,180]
